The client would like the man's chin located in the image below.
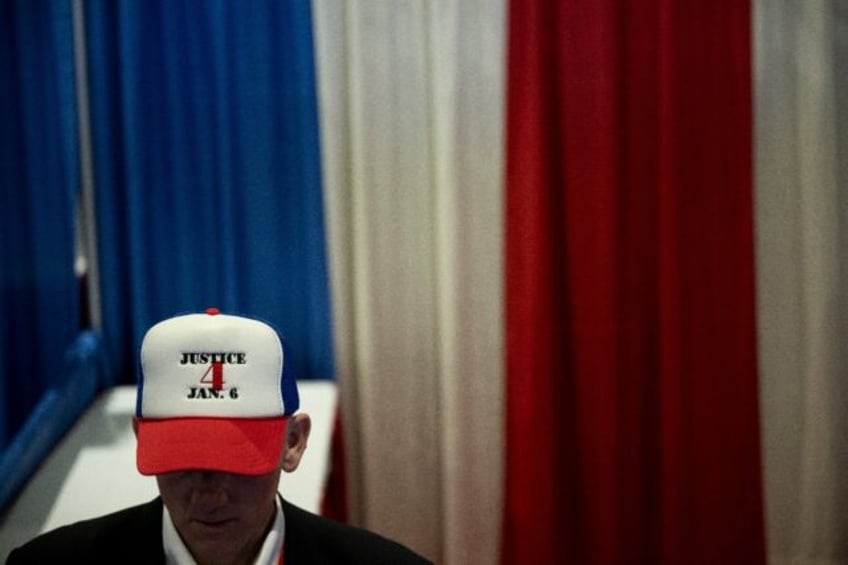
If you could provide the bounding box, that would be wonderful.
[182,521,247,559]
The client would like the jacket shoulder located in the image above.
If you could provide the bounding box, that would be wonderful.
[282,500,432,564]
[6,498,164,564]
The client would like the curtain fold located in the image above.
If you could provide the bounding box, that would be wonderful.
[755,1,848,563]
[6,2,848,562]
[83,0,334,385]
[503,1,765,563]
[427,3,505,563]
[0,0,80,451]
[0,0,93,512]
[313,1,506,562]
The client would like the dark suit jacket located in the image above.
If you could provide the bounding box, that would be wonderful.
[7,498,431,564]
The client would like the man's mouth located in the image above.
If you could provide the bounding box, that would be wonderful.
[193,517,236,530]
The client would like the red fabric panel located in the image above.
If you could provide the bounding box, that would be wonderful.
[502,1,765,563]
[320,407,349,522]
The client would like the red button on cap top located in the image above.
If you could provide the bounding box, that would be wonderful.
[206,308,220,316]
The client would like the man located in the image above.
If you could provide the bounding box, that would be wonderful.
[8,309,430,564]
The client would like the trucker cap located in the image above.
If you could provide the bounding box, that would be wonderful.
[135,308,299,476]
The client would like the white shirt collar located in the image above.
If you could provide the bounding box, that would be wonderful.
[162,494,285,565]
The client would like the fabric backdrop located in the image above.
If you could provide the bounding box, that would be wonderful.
[755,0,848,563]
[0,0,108,514]
[502,0,764,563]
[315,0,847,564]
[312,1,506,562]
[83,0,334,384]
[3,1,848,563]
[0,0,80,451]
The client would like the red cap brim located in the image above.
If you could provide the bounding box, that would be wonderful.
[136,417,288,476]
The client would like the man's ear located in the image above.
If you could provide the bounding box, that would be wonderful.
[281,413,311,473]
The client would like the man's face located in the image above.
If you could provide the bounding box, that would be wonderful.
[156,468,281,565]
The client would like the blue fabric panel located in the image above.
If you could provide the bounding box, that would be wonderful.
[0,0,80,450]
[280,338,301,415]
[0,331,105,512]
[85,0,335,385]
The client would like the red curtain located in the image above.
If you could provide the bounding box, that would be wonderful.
[502,1,765,563]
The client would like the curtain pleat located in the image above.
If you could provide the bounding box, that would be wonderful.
[755,1,848,563]
[84,0,334,384]
[313,1,506,562]
[4,1,848,563]
[503,0,765,563]
[0,0,94,512]
[428,3,505,563]
[0,0,80,449]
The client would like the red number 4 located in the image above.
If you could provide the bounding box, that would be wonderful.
[201,362,225,390]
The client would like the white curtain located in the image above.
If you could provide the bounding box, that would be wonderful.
[312,2,506,563]
[755,0,848,564]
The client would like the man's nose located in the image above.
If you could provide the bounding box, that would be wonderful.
[188,472,231,508]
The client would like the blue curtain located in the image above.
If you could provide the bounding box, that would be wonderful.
[0,1,108,510]
[85,0,335,384]
[0,0,81,451]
